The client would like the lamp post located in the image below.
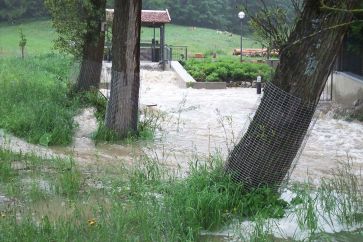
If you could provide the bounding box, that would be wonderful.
[238,11,245,62]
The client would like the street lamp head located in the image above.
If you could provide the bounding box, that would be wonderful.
[238,11,245,20]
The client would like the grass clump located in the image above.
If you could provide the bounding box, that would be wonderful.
[0,149,289,242]
[0,54,78,146]
[124,154,288,240]
[88,91,166,144]
[184,58,272,83]
[0,149,17,183]
[161,159,287,238]
[1,149,362,241]
[53,158,82,198]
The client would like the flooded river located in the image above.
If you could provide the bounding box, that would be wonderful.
[1,67,362,241]
[138,69,363,182]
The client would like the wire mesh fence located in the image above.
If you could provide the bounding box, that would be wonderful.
[105,70,140,137]
[225,82,318,191]
[68,59,103,91]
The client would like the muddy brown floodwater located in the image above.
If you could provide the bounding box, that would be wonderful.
[1,67,362,241]
[1,68,362,182]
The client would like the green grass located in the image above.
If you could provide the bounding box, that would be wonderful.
[0,149,289,242]
[1,19,260,58]
[84,90,166,144]
[1,148,362,241]
[141,25,261,57]
[0,20,56,56]
[0,54,78,146]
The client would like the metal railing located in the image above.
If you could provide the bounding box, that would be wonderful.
[168,45,188,62]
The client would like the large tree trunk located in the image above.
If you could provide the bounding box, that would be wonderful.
[226,0,358,190]
[105,0,142,137]
[76,0,106,92]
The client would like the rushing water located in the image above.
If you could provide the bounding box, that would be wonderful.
[137,69,363,181]
[1,67,362,241]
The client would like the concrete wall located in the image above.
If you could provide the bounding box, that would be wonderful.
[331,71,363,107]
[170,61,196,88]
[170,61,226,89]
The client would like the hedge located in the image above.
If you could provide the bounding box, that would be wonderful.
[184,59,273,83]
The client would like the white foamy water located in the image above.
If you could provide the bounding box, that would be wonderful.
[139,69,363,181]
[1,66,361,241]
[139,69,363,241]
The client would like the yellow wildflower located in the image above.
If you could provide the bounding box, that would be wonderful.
[88,218,96,226]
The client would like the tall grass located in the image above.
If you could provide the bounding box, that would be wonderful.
[0,54,78,145]
[1,148,362,241]
[0,149,289,242]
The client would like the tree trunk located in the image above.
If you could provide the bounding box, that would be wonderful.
[226,0,358,190]
[105,0,142,137]
[75,0,106,92]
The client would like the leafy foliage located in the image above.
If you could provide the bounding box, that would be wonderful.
[251,1,303,54]
[44,0,105,57]
[143,0,297,34]
[0,0,48,22]
[185,59,272,83]
[18,28,27,58]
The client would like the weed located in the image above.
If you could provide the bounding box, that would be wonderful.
[92,106,166,144]
[0,151,15,183]
[319,159,363,227]
[28,180,48,202]
[0,150,362,241]
[53,158,82,198]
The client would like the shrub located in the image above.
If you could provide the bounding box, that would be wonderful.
[185,58,272,83]
[206,73,220,82]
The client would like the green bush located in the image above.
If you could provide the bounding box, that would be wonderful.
[185,59,272,83]
[206,73,220,82]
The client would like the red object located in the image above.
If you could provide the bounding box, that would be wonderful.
[141,10,171,24]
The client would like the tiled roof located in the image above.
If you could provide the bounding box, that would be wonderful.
[142,10,171,23]
[106,9,171,24]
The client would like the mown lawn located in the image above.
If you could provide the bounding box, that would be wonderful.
[0,19,261,58]
[0,20,56,56]
[141,24,262,56]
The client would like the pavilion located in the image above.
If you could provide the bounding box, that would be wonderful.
[106,9,171,69]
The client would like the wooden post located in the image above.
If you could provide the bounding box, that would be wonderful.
[160,24,165,70]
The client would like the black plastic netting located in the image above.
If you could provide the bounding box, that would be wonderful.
[225,82,318,191]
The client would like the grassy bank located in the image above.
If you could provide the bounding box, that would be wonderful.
[0,54,78,146]
[141,24,261,57]
[0,149,285,241]
[0,19,260,58]
[0,20,56,56]
[0,148,362,241]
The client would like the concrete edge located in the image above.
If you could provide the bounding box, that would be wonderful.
[170,61,226,89]
[335,71,363,84]
[170,61,196,88]
[188,82,227,89]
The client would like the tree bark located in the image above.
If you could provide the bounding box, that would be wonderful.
[274,0,358,104]
[105,0,142,137]
[76,0,106,92]
[226,0,358,190]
